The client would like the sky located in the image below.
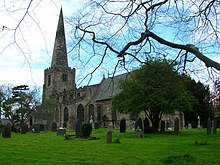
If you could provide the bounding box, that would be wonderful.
[0,0,81,88]
[0,0,220,90]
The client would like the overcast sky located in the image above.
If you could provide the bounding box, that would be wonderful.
[0,0,81,88]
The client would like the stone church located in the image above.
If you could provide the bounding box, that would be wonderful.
[33,8,184,130]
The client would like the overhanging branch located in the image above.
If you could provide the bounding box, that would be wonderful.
[118,30,220,71]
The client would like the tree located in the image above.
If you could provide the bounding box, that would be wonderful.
[69,0,220,84]
[112,59,194,132]
[0,84,41,130]
[183,76,214,128]
[210,79,220,115]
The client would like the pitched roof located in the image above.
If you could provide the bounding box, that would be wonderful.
[95,73,129,101]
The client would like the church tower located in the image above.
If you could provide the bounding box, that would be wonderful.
[43,8,75,102]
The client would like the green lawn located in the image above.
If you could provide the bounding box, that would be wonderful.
[0,128,219,165]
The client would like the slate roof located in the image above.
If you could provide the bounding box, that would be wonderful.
[95,73,129,101]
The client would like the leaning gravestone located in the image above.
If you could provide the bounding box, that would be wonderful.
[207,117,212,135]
[76,119,82,138]
[107,124,113,143]
[120,118,126,133]
[174,117,179,134]
[143,118,149,134]
[160,121,165,133]
[213,120,217,134]
[2,125,11,138]
[51,122,57,132]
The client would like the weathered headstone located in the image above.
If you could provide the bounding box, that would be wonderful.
[21,124,28,134]
[51,122,57,132]
[32,124,40,133]
[197,116,201,129]
[188,123,192,129]
[120,118,126,133]
[143,118,149,134]
[2,125,11,138]
[89,115,94,129]
[107,123,113,143]
[213,120,217,134]
[207,117,211,135]
[76,118,82,138]
[135,118,143,131]
[40,124,45,131]
[57,128,66,136]
[160,121,165,133]
[174,117,179,134]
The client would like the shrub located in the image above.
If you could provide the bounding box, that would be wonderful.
[81,123,92,138]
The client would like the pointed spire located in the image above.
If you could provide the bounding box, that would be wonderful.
[51,8,68,68]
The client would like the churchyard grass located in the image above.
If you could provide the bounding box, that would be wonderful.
[0,128,220,165]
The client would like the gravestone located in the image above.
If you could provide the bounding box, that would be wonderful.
[40,124,44,131]
[107,123,113,143]
[165,121,169,130]
[32,124,40,133]
[188,123,192,129]
[2,125,11,138]
[89,115,94,129]
[51,122,57,132]
[174,117,179,134]
[160,121,165,133]
[120,118,126,133]
[57,128,66,136]
[207,117,211,135]
[135,118,143,131]
[72,120,77,131]
[76,119,82,138]
[197,116,201,129]
[213,120,217,134]
[21,124,28,134]
[143,118,149,134]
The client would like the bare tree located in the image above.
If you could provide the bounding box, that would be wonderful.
[67,0,220,84]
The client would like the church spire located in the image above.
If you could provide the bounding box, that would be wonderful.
[51,8,68,68]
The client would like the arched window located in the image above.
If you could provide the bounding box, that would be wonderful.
[77,104,84,121]
[97,105,102,123]
[88,104,94,121]
[64,107,68,122]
